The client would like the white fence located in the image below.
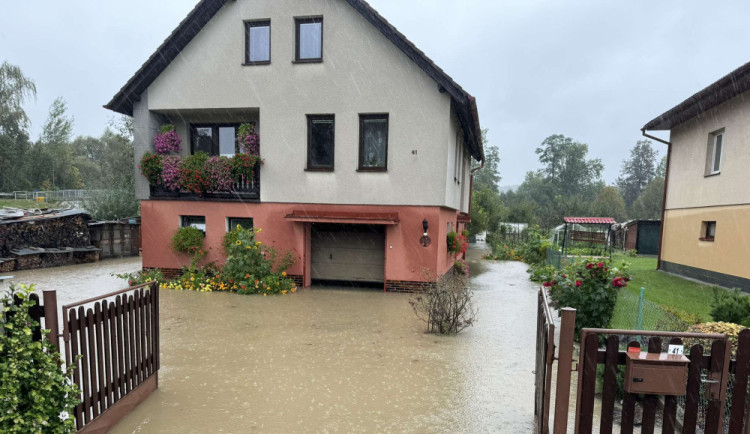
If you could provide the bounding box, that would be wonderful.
[0,190,94,202]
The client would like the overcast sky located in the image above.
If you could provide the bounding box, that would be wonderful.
[3,0,750,186]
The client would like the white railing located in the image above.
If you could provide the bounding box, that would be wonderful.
[1,190,95,201]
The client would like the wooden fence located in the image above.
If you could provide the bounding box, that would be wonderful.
[62,282,160,432]
[536,291,750,433]
[534,288,555,434]
[7,282,159,432]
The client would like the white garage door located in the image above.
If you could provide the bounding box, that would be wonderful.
[311,224,385,283]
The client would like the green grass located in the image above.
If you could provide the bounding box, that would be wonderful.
[0,199,59,209]
[611,254,715,324]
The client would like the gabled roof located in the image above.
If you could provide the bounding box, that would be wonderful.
[643,60,750,131]
[564,217,616,225]
[104,0,484,161]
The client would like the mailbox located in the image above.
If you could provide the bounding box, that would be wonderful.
[624,351,690,395]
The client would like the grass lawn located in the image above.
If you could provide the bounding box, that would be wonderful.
[610,254,715,328]
[0,199,59,209]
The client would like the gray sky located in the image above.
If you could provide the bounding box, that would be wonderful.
[3,0,750,186]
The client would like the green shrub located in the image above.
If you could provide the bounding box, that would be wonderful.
[545,259,631,338]
[116,269,166,287]
[684,322,745,358]
[171,226,206,269]
[221,225,296,295]
[0,284,80,433]
[138,152,163,186]
[710,288,750,327]
[528,263,557,283]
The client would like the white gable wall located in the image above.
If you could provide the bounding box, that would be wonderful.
[140,0,462,208]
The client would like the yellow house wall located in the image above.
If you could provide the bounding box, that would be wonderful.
[661,205,750,280]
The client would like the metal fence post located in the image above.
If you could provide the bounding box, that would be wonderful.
[637,287,645,331]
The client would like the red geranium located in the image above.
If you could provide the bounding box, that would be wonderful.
[575,280,583,287]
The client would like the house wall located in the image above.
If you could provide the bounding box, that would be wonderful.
[141,200,459,284]
[132,0,472,209]
[661,205,750,287]
[666,90,750,210]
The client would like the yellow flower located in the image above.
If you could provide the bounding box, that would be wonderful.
[236,224,241,230]
[246,246,251,250]
[236,240,242,246]
[281,271,287,277]
[256,228,262,233]
[256,241,262,246]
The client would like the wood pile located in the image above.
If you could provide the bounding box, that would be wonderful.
[0,211,92,257]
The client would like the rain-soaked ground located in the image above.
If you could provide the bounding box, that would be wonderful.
[2,246,540,433]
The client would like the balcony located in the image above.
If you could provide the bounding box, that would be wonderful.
[150,172,260,202]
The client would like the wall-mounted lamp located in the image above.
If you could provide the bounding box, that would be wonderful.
[420,219,432,247]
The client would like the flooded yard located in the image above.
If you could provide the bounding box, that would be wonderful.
[2,247,539,432]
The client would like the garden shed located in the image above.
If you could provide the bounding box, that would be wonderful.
[624,220,661,256]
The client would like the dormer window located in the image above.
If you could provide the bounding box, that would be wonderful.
[295,17,323,62]
[245,20,271,65]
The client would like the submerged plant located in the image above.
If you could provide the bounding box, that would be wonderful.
[409,273,477,334]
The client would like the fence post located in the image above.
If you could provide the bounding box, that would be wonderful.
[637,287,645,331]
[553,307,576,433]
[42,290,60,352]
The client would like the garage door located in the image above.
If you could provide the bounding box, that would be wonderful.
[311,224,385,283]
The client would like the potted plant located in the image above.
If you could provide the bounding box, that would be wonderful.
[154,124,181,154]
[179,152,212,196]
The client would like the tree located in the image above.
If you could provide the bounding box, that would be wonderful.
[0,61,36,191]
[617,140,658,207]
[0,61,36,137]
[40,97,73,146]
[591,186,627,222]
[472,130,501,192]
[535,134,603,197]
[630,177,665,220]
[32,97,82,189]
[656,155,667,178]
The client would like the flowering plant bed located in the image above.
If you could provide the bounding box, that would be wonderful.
[447,231,468,255]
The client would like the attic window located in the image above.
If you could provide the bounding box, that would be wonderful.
[245,20,271,65]
[295,17,323,62]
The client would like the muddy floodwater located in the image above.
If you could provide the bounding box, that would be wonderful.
[3,248,539,432]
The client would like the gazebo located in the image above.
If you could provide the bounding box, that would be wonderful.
[561,217,616,258]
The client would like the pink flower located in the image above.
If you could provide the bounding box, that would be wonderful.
[612,277,627,288]
[585,263,594,269]
[597,262,605,268]
[575,280,583,287]
[154,129,181,154]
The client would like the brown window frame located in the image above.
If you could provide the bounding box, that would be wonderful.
[244,19,271,66]
[358,114,389,172]
[190,123,241,156]
[306,114,335,171]
[294,16,323,63]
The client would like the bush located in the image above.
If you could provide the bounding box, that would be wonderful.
[453,259,469,276]
[409,273,477,334]
[219,225,296,294]
[139,152,163,186]
[710,288,750,327]
[171,226,206,269]
[81,179,139,220]
[684,322,744,358]
[0,284,80,433]
[528,263,557,283]
[545,259,631,338]
[115,269,166,287]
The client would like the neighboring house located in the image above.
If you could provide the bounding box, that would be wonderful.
[105,0,483,290]
[642,61,750,291]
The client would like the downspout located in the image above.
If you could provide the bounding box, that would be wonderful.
[641,128,671,270]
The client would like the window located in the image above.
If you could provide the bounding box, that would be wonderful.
[700,221,716,241]
[306,115,335,170]
[190,124,240,156]
[707,130,724,175]
[227,217,253,231]
[245,20,271,64]
[181,216,206,232]
[358,114,388,171]
[295,17,323,62]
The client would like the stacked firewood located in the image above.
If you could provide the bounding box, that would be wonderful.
[0,214,92,257]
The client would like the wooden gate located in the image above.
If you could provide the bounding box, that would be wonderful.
[62,282,160,432]
[535,288,556,434]
[575,328,733,434]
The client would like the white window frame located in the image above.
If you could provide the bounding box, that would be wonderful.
[708,130,724,175]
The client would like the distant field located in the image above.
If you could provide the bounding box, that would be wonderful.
[0,199,60,209]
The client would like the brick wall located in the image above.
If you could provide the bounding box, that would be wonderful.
[385,280,437,293]
[287,274,304,288]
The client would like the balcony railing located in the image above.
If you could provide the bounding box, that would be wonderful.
[150,172,259,202]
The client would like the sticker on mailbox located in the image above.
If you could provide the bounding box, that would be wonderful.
[668,344,684,355]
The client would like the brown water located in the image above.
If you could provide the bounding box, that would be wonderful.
[4,247,540,432]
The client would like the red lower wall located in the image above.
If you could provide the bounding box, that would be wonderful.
[141,200,462,285]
